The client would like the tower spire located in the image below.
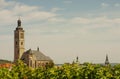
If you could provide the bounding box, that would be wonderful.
[76,56,78,62]
[37,47,39,51]
[105,54,109,65]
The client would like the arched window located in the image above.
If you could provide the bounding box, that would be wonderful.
[21,42,23,45]
[16,41,17,45]
[21,33,24,39]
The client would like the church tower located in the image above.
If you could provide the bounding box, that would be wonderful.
[14,18,25,62]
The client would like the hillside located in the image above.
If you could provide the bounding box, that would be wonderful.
[0,59,12,64]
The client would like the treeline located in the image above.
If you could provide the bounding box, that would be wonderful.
[0,59,11,64]
[0,60,120,79]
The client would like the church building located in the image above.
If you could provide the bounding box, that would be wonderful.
[14,19,53,68]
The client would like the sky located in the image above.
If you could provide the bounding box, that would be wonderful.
[0,0,120,64]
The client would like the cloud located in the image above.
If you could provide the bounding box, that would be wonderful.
[63,0,72,4]
[0,0,12,8]
[25,15,120,38]
[71,17,90,24]
[101,3,109,8]
[48,17,66,23]
[101,3,120,8]
[51,8,63,12]
[1,0,120,37]
[67,16,120,38]
[70,16,120,25]
[0,0,58,25]
[13,4,39,14]
[23,11,57,23]
[114,3,120,7]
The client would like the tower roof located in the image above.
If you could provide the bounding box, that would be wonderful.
[17,18,21,27]
[17,18,22,28]
[16,18,23,30]
[21,49,52,61]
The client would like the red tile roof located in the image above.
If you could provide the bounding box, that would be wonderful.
[0,63,13,68]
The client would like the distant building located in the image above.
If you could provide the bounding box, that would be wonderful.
[14,19,53,68]
[72,56,79,64]
[76,56,79,63]
[105,54,110,65]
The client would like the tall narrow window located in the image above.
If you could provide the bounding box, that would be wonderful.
[21,42,23,45]
[16,41,17,45]
[21,33,24,39]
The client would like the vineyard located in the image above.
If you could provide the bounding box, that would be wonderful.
[0,60,120,79]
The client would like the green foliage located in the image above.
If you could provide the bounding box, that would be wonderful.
[0,61,120,79]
